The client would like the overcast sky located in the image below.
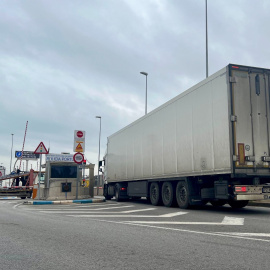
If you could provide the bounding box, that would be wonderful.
[1,0,270,176]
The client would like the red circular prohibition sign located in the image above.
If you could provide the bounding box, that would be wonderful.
[73,152,84,164]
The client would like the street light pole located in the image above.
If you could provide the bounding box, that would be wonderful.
[10,133,14,186]
[95,116,101,196]
[205,0,209,78]
[140,71,148,115]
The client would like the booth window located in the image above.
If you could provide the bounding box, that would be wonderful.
[51,165,77,178]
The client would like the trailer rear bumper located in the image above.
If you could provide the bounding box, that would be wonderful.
[235,194,270,201]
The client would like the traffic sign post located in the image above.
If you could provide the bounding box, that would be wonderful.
[73,152,84,199]
[73,152,84,164]
[73,130,85,153]
[34,142,49,200]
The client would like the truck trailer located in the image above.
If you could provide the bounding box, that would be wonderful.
[103,64,270,209]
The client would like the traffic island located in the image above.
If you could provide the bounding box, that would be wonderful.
[24,197,106,205]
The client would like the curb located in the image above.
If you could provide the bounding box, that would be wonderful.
[23,198,106,205]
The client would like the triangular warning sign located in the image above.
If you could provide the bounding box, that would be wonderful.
[75,143,83,152]
[34,142,49,154]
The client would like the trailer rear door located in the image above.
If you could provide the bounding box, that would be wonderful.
[230,65,270,174]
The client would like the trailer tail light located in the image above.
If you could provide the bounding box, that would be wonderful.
[120,187,126,191]
[235,186,247,192]
[232,65,239,69]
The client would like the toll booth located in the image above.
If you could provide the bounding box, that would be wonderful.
[39,161,95,200]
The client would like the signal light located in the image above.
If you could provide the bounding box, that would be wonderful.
[82,160,86,165]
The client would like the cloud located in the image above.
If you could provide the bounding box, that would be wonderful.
[0,0,270,177]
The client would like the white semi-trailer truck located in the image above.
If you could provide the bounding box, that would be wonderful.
[103,64,270,208]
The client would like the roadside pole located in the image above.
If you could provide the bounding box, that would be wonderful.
[34,142,49,200]
[76,164,79,199]
[73,152,84,200]
[38,154,42,199]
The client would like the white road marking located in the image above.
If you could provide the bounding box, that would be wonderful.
[91,219,270,243]
[121,208,156,213]
[126,216,244,226]
[77,203,120,208]
[40,207,157,214]
[78,205,133,211]
[13,203,23,209]
[159,212,188,218]
[216,232,270,237]
[37,205,133,211]
[221,216,244,225]
[67,212,188,218]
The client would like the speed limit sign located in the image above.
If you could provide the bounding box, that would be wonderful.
[73,152,84,164]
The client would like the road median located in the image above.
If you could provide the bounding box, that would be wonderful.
[24,197,106,205]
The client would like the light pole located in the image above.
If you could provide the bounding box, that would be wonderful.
[10,133,14,186]
[95,116,101,195]
[205,0,208,78]
[140,71,148,115]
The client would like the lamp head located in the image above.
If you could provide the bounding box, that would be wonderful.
[140,72,148,76]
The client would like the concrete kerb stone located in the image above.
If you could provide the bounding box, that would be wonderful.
[23,198,106,205]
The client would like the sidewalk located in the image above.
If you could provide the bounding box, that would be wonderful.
[23,196,106,205]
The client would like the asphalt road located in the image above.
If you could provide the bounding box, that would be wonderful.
[0,198,270,270]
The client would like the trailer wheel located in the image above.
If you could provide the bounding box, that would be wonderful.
[228,200,249,209]
[176,181,190,209]
[21,197,26,199]
[150,182,161,206]
[162,182,174,207]
[104,185,112,200]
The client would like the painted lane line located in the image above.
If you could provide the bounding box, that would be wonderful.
[40,211,155,214]
[126,216,244,226]
[221,216,244,225]
[216,232,270,237]
[90,219,270,243]
[13,203,23,209]
[77,203,120,208]
[67,213,188,218]
[37,205,133,211]
[84,205,133,211]
[121,208,157,213]
[159,212,188,217]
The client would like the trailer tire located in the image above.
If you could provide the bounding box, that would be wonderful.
[162,182,175,207]
[104,185,112,200]
[228,200,249,209]
[176,181,190,209]
[21,197,26,199]
[150,182,161,206]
